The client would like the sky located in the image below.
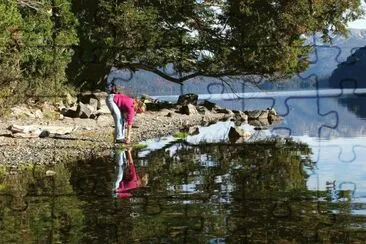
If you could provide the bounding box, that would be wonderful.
[348,1,366,29]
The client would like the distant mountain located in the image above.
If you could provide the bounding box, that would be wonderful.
[264,28,366,91]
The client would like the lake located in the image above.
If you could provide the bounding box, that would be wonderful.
[1,89,366,243]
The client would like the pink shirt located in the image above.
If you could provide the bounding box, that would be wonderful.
[116,164,138,199]
[113,94,135,125]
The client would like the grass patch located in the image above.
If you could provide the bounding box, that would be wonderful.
[114,143,148,150]
[135,143,148,149]
[173,132,189,139]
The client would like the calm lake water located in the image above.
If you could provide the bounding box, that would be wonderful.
[1,89,366,243]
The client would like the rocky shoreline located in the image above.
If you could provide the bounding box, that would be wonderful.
[0,93,282,165]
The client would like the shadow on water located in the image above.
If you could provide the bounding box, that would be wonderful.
[1,138,366,243]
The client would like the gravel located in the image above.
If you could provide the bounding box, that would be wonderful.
[0,109,230,165]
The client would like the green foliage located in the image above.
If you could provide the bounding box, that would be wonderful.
[74,0,364,85]
[173,132,189,139]
[0,164,84,243]
[114,143,148,150]
[0,0,364,107]
[0,0,78,113]
[0,1,23,110]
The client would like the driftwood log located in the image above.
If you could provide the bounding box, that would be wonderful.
[7,124,78,138]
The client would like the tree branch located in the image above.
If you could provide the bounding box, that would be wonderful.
[120,62,258,85]
[17,0,45,12]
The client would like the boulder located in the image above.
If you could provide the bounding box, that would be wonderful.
[78,91,107,110]
[196,106,210,115]
[177,93,198,106]
[92,91,108,109]
[228,126,252,143]
[77,102,94,118]
[245,110,269,120]
[141,94,157,103]
[233,111,248,122]
[248,119,270,129]
[215,108,234,116]
[268,108,282,123]
[180,104,198,115]
[94,105,111,116]
[200,100,216,110]
[146,101,175,111]
[61,106,78,118]
[188,126,200,135]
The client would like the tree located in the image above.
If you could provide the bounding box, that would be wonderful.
[0,0,78,111]
[0,1,23,109]
[73,0,364,86]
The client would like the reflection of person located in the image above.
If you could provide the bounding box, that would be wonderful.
[113,149,148,199]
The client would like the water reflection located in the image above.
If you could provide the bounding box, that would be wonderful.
[0,164,84,243]
[113,149,148,199]
[1,138,366,242]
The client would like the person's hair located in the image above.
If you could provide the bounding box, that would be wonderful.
[139,174,149,187]
[134,98,146,113]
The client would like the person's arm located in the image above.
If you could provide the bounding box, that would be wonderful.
[125,125,132,144]
[124,102,135,144]
[127,149,133,165]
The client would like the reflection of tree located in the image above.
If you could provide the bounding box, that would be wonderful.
[328,46,366,119]
[0,164,84,243]
[338,96,366,119]
[1,137,363,243]
[126,138,317,242]
[134,138,364,243]
[329,47,366,90]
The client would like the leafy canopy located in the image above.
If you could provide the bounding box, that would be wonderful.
[87,0,364,84]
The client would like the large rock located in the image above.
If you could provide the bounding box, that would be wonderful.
[200,100,216,110]
[180,104,198,115]
[268,108,282,123]
[77,102,95,118]
[228,126,252,143]
[215,108,234,116]
[177,93,198,106]
[141,94,157,103]
[233,111,248,122]
[61,106,78,118]
[245,110,269,120]
[249,119,270,130]
[196,106,210,115]
[146,101,175,111]
[78,91,107,110]
[188,126,200,135]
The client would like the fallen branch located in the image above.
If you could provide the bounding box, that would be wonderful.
[7,124,78,138]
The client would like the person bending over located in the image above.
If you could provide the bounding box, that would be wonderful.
[113,93,145,144]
